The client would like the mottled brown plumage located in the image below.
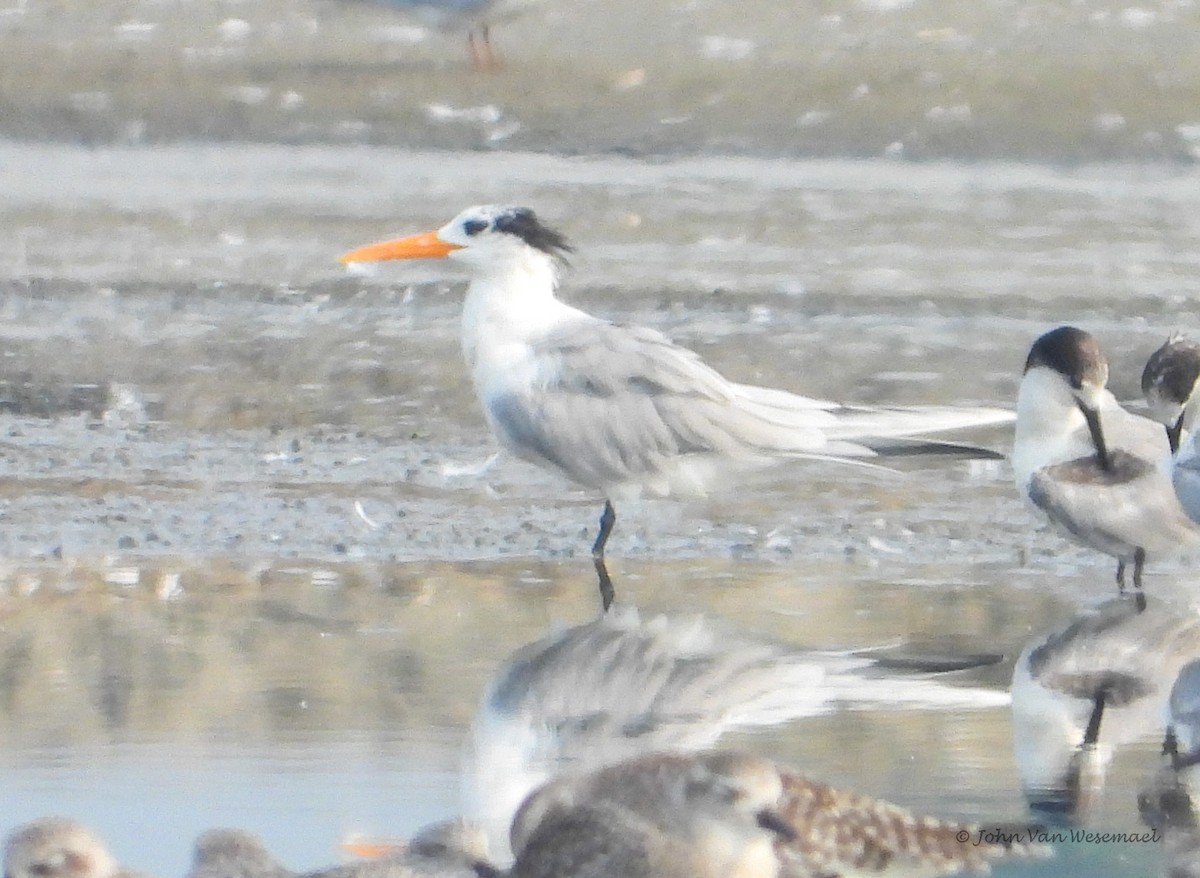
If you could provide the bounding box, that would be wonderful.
[3,819,151,878]
[508,752,1045,878]
[773,771,1037,877]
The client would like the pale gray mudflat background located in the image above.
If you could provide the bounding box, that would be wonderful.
[2,1,1199,876]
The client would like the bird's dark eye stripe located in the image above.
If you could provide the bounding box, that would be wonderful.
[463,218,488,236]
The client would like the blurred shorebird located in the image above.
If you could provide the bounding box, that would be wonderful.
[508,750,1047,878]
[187,829,292,878]
[1012,325,1200,593]
[190,823,492,878]
[1142,332,1200,523]
[341,205,1013,608]
[343,0,539,69]
[3,818,149,878]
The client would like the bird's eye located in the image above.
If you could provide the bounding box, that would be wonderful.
[463,219,488,237]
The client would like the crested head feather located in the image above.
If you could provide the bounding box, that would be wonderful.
[490,207,575,263]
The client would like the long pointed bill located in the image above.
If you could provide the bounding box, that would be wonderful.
[339,231,462,264]
[1168,413,1185,455]
[1079,402,1111,471]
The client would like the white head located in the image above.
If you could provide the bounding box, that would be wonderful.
[341,205,573,283]
[3,819,120,878]
[1142,333,1200,454]
[1019,326,1113,468]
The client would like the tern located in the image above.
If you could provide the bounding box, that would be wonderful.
[1143,333,1200,523]
[1012,325,1200,592]
[341,205,1013,607]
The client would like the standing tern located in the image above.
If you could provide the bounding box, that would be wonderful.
[1143,333,1200,523]
[341,205,1013,606]
[1012,325,1200,592]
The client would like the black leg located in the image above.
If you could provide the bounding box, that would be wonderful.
[593,556,615,612]
[1165,726,1180,762]
[1116,559,1126,592]
[1082,690,1107,747]
[592,501,616,560]
[1133,548,1146,591]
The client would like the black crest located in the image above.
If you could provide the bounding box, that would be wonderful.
[1024,325,1108,389]
[492,207,574,261]
[1141,335,1200,404]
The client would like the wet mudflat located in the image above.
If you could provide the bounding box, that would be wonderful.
[0,142,1191,876]
[2,0,1200,873]
[5,0,1200,161]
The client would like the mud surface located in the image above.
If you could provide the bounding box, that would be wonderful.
[4,0,1200,160]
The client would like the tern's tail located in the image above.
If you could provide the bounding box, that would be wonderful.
[729,383,1013,459]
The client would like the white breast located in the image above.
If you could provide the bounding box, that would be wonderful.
[1011,368,1092,490]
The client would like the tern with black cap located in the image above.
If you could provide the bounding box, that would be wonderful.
[1143,333,1200,523]
[342,205,1014,608]
[1013,325,1200,592]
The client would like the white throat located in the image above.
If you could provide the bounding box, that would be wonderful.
[456,246,589,408]
[1012,367,1093,486]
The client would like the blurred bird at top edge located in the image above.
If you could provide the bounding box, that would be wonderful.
[336,0,543,69]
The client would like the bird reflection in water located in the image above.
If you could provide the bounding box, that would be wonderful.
[2,605,1030,878]
[1012,591,1200,822]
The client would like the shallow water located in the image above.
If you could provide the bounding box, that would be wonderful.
[0,141,1194,875]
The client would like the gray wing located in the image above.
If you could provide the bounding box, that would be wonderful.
[1028,450,1200,558]
[479,609,825,763]
[486,320,837,490]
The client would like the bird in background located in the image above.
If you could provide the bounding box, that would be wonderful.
[1012,325,1200,593]
[342,0,540,69]
[1142,332,1200,523]
[341,205,1014,609]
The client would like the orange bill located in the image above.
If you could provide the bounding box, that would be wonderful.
[339,231,462,263]
[338,837,407,859]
